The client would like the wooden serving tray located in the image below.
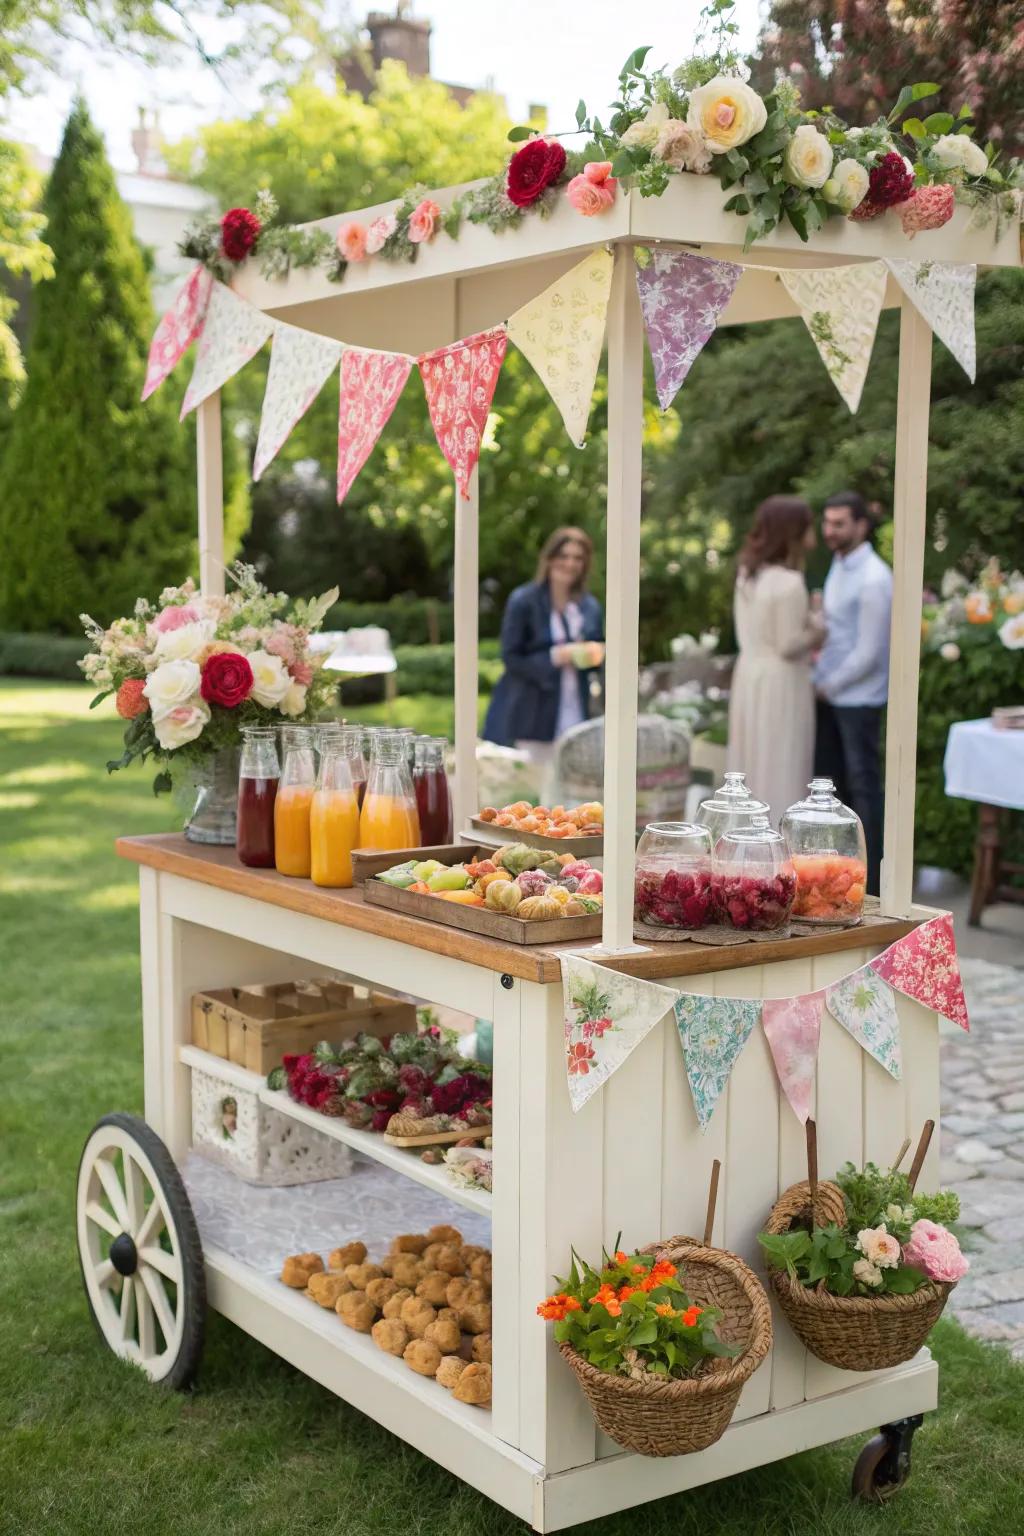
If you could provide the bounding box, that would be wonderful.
[351,843,481,885]
[363,877,603,944]
[468,817,602,859]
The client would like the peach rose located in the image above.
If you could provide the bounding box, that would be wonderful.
[566,162,618,217]
[365,213,397,254]
[408,199,441,244]
[336,222,368,263]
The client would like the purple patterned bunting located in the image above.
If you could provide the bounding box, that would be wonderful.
[635,249,743,410]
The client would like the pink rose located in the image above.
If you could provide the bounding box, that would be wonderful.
[288,659,313,686]
[565,162,618,217]
[408,198,441,244]
[903,1219,969,1284]
[856,1225,901,1270]
[265,627,296,662]
[336,222,368,262]
[365,213,397,254]
[152,602,201,634]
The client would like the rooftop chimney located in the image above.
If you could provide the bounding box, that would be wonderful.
[366,4,431,77]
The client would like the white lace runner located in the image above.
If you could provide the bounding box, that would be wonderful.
[183,1152,491,1276]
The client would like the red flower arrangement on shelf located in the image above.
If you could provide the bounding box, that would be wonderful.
[220,206,262,261]
[506,137,568,207]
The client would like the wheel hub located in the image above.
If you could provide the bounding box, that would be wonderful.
[109,1231,138,1276]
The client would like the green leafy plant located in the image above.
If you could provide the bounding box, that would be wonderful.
[538,1244,738,1380]
[758,1224,926,1297]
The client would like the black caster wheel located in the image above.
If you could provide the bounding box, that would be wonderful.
[851,1414,924,1503]
[76,1113,206,1389]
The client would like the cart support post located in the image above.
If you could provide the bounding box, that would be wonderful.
[880,300,932,917]
[598,246,645,954]
[197,391,225,597]
[453,462,479,835]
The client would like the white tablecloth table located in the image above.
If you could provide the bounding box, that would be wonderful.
[944,718,1024,812]
[944,717,1024,923]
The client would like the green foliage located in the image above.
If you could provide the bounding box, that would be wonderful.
[0,139,53,402]
[0,630,86,679]
[0,99,196,634]
[834,1160,960,1233]
[759,1225,927,1297]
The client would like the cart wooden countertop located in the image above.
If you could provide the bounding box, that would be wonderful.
[116,833,921,985]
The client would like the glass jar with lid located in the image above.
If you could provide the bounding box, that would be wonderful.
[695,770,770,845]
[780,778,867,926]
[634,821,713,931]
[712,815,796,932]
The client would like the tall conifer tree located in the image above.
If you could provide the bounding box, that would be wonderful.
[0,98,195,633]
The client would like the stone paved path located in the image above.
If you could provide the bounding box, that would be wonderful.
[941,956,1024,1358]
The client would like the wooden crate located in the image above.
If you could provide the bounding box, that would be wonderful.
[363,878,603,945]
[191,978,417,1075]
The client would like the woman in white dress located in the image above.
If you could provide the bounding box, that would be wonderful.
[727,496,825,823]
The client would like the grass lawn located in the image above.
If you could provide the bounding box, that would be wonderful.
[2,678,1023,1536]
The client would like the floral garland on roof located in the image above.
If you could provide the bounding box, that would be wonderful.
[179,3,1021,286]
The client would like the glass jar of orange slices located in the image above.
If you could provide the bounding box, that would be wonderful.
[780,778,867,927]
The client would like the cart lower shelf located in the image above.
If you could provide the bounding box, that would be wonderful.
[203,1233,937,1532]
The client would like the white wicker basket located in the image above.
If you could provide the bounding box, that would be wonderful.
[190,1058,353,1188]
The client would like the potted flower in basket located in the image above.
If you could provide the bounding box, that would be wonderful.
[538,1178,772,1458]
[80,563,338,842]
[759,1121,967,1371]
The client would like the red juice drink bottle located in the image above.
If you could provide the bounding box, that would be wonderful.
[237,727,279,868]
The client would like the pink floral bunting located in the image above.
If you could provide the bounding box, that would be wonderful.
[142,266,213,401]
[762,991,825,1124]
[418,326,507,499]
[336,348,413,504]
[634,249,743,411]
[870,914,969,1032]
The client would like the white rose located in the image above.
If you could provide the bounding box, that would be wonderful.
[784,124,834,189]
[932,133,988,176]
[247,650,292,707]
[151,619,217,663]
[852,1258,883,1288]
[823,157,869,212]
[280,680,308,717]
[153,698,211,751]
[940,642,961,661]
[654,119,712,174]
[621,100,671,150]
[687,75,767,153]
[143,659,202,721]
[999,615,1024,650]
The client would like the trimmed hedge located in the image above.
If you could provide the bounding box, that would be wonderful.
[0,632,87,681]
[336,641,502,705]
[324,598,502,647]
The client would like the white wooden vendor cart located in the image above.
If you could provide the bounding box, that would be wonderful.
[76,172,1021,1531]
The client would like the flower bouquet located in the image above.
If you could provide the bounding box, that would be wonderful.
[759,1123,966,1371]
[80,564,339,837]
[539,1210,771,1456]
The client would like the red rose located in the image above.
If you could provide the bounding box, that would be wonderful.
[506,138,568,208]
[200,651,253,708]
[220,207,262,262]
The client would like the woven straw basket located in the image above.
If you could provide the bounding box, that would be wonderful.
[763,1180,953,1372]
[558,1236,772,1457]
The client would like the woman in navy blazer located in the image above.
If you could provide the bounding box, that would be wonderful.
[483,528,604,760]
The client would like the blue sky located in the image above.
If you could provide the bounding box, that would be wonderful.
[7,0,764,171]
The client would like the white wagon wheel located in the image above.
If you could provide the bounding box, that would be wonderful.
[76,1113,205,1389]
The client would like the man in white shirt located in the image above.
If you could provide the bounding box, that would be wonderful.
[814,492,893,895]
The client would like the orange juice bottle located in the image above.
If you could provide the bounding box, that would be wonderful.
[274,726,316,877]
[310,747,360,888]
[359,730,421,852]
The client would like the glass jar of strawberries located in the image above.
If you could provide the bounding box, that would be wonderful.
[634,821,713,931]
[695,770,770,845]
[712,816,797,933]
[780,778,868,927]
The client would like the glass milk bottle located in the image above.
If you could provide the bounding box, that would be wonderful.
[310,744,361,888]
[274,725,317,877]
[237,727,279,868]
[359,731,421,851]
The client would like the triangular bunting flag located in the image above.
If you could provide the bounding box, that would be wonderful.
[181,281,275,419]
[506,247,613,448]
[560,956,677,1113]
[762,991,824,1124]
[337,348,413,504]
[253,325,343,481]
[825,966,902,1079]
[418,326,507,499]
[142,266,213,401]
[885,258,976,381]
[673,993,760,1131]
[870,913,969,1031]
[635,249,743,410]
[779,261,887,412]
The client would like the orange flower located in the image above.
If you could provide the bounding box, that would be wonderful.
[655,1302,676,1317]
[681,1305,704,1327]
[632,1264,645,1275]
[651,1259,677,1280]
[618,1284,636,1301]
[604,1300,622,1317]
[639,1275,660,1292]
[591,1284,618,1308]
[614,1250,629,1265]
[537,1292,581,1321]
